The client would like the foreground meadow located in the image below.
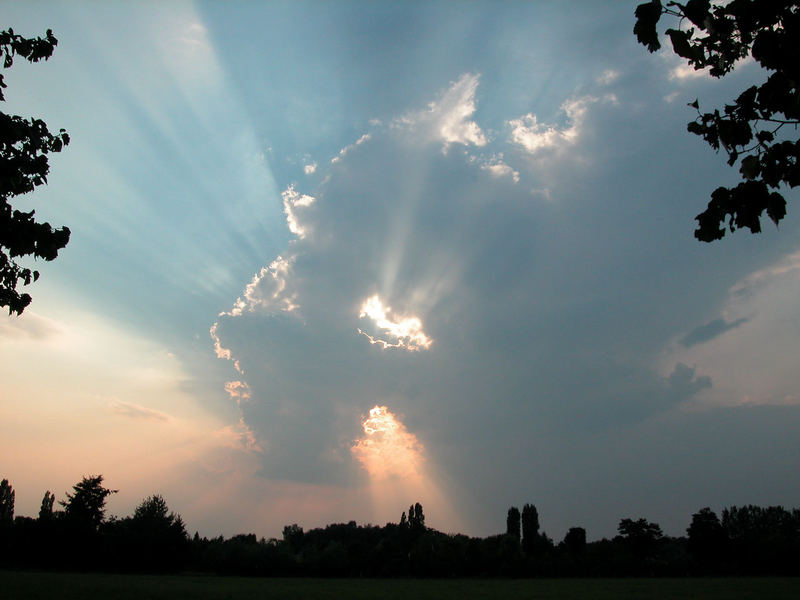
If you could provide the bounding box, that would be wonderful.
[2,571,800,600]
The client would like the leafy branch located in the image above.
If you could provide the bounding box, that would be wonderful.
[635,0,799,241]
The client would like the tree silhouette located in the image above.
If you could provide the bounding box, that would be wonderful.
[116,494,188,572]
[0,478,13,524]
[634,1,799,241]
[521,503,539,555]
[0,28,71,314]
[506,506,520,541]
[562,526,587,557]
[408,502,426,531]
[60,475,116,530]
[282,523,304,551]
[617,517,664,560]
[687,507,725,571]
[38,490,54,521]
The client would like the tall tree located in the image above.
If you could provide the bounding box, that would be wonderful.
[634,1,800,241]
[0,478,13,523]
[60,475,116,530]
[521,503,539,555]
[0,28,71,314]
[408,502,426,531]
[506,506,521,541]
[687,507,725,571]
[38,490,55,520]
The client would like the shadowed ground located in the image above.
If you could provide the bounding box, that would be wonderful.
[2,571,800,600]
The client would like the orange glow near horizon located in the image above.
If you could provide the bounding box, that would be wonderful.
[351,405,464,533]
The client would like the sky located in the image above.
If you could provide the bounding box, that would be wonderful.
[1,1,799,542]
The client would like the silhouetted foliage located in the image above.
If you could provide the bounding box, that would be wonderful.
[1,476,799,578]
[521,503,539,555]
[408,502,425,531]
[282,523,304,551]
[506,506,520,541]
[38,490,55,521]
[562,527,586,556]
[617,517,664,559]
[105,494,188,572]
[687,506,725,573]
[60,475,116,530]
[634,1,800,241]
[0,28,71,314]
[721,504,800,574]
[0,478,13,524]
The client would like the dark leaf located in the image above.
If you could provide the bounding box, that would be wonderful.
[739,155,760,179]
[634,0,663,52]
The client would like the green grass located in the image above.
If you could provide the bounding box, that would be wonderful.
[2,571,799,599]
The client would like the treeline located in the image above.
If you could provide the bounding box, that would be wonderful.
[1,476,799,577]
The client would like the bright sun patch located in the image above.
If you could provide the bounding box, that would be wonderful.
[357,295,432,351]
[351,405,425,480]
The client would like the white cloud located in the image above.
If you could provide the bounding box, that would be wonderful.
[669,62,710,81]
[331,133,372,164]
[396,73,487,151]
[358,294,432,351]
[226,255,299,317]
[596,69,619,85]
[480,155,520,183]
[508,96,594,156]
[665,50,753,81]
[282,184,316,238]
[304,162,317,175]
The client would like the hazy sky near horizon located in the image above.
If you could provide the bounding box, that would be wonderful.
[2,1,799,541]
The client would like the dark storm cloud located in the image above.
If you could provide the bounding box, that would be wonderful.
[680,317,750,347]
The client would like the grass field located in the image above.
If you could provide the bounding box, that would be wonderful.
[2,571,800,599]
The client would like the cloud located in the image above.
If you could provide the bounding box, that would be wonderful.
[111,400,171,422]
[331,133,372,164]
[351,405,425,480]
[0,311,62,341]
[680,317,749,347]
[210,322,232,360]
[667,362,711,397]
[395,73,487,150]
[662,250,800,407]
[357,295,432,351]
[224,255,299,317]
[224,380,251,405]
[731,251,800,296]
[304,162,317,175]
[669,62,710,81]
[206,69,778,505]
[479,156,520,183]
[282,185,316,239]
[508,96,594,156]
[596,69,619,85]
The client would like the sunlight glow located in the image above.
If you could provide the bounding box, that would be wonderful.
[351,405,424,480]
[358,295,432,351]
[351,405,465,534]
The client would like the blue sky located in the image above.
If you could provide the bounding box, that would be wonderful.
[1,1,799,541]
